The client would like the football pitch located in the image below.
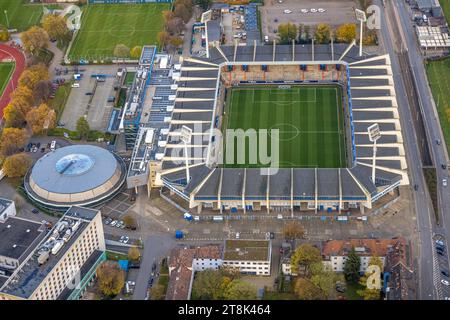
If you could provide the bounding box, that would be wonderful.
[0,62,15,98]
[223,85,347,168]
[0,1,46,31]
[68,3,169,61]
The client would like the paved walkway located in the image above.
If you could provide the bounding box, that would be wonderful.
[0,44,26,118]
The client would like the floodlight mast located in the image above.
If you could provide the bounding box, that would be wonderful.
[180,125,193,184]
[355,9,367,57]
[368,123,381,185]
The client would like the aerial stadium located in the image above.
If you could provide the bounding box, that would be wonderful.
[24,145,126,210]
[132,40,408,216]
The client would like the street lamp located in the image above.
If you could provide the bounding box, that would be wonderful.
[180,125,193,184]
[355,9,367,57]
[4,10,9,29]
[367,123,381,185]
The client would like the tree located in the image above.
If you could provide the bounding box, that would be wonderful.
[336,23,357,43]
[166,17,185,35]
[127,247,141,262]
[169,36,184,48]
[26,103,56,135]
[76,117,90,139]
[113,44,130,58]
[19,64,50,91]
[282,221,305,241]
[195,0,212,10]
[20,26,49,55]
[278,23,297,44]
[357,256,383,300]
[310,262,344,299]
[3,97,33,128]
[96,261,125,298]
[314,23,331,44]
[0,128,29,157]
[291,244,322,276]
[33,80,53,103]
[303,25,311,42]
[191,269,227,300]
[223,280,257,300]
[343,247,361,283]
[130,46,142,59]
[42,14,69,43]
[11,85,34,107]
[149,284,166,300]
[163,10,175,24]
[122,214,137,229]
[0,26,10,42]
[2,153,32,178]
[174,4,192,24]
[294,278,324,300]
[157,31,170,48]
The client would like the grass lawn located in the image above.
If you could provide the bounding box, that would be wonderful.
[106,250,128,261]
[0,62,14,97]
[426,51,450,158]
[50,83,71,121]
[223,85,346,168]
[68,3,169,61]
[0,1,48,31]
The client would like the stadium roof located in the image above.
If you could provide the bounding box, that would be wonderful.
[159,43,408,204]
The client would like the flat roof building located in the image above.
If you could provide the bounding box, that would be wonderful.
[222,240,272,276]
[0,206,106,300]
[24,145,126,210]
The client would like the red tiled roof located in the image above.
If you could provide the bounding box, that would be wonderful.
[322,237,407,258]
[165,245,221,300]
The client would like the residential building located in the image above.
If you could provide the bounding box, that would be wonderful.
[166,245,222,300]
[0,198,16,222]
[322,238,408,273]
[222,240,272,276]
[0,206,106,300]
[384,239,416,300]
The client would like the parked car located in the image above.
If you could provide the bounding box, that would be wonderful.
[110,220,118,227]
[32,208,39,214]
[301,9,309,13]
[283,9,292,14]
[441,270,450,277]
[414,184,418,191]
[122,236,129,244]
[443,179,448,187]
[104,218,112,225]
[436,240,445,247]
[310,8,318,13]
[441,279,449,286]
[318,8,326,13]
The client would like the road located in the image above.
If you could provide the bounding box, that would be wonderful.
[132,234,176,300]
[381,0,450,299]
[375,0,436,299]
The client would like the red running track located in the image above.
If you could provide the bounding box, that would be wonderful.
[0,44,26,119]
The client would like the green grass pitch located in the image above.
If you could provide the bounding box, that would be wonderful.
[223,85,347,168]
[68,3,169,61]
[0,1,46,31]
[0,62,15,98]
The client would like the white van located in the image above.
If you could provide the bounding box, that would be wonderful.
[71,83,80,88]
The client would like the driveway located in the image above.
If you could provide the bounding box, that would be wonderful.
[132,234,176,300]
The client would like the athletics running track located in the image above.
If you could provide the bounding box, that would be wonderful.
[0,44,26,119]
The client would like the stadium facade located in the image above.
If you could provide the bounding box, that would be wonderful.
[24,145,126,210]
[124,41,408,215]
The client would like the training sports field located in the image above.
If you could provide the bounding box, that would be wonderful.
[0,62,14,98]
[68,3,169,61]
[0,1,55,31]
[223,85,347,168]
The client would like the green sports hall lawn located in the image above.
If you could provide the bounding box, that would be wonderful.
[426,59,450,155]
[0,62,14,97]
[68,3,169,61]
[0,1,51,31]
[223,85,347,168]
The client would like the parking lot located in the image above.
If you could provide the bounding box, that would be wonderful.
[59,65,122,131]
[260,0,358,41]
